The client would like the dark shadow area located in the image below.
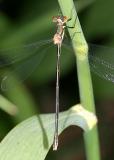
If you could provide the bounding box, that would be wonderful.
[36,114,49,149]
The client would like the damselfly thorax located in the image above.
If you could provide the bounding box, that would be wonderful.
[52,16,68,45]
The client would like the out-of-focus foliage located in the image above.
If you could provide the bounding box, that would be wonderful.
[0,94,18,115]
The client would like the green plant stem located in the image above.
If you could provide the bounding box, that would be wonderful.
[0,95,18,116]
[58,0,100,160]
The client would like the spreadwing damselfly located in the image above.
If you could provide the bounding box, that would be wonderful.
[0,16,114,150]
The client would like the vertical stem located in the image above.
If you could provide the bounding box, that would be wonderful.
[77,56,100,160]
[58,0,101,160]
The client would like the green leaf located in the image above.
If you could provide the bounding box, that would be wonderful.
[3,75,37,122]
[0,104,97,160]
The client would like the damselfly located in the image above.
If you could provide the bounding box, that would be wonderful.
[0,15,114,151]
[52,15,71,150]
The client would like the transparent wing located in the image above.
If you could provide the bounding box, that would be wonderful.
[63,40,114,83]
[0,40,53,91]
[0,39,52,67]
[0,38,74,91]
[1,37,114,91]
[89,44,114,83]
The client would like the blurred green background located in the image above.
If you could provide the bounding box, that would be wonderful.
[0,0,114,159]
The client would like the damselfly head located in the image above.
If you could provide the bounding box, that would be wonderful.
[52,16,68,23]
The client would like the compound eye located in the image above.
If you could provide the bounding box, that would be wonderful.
[52,16,58,22]
[63,16,68,23]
